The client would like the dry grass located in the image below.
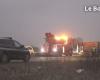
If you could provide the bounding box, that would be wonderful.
[0,58,100,80]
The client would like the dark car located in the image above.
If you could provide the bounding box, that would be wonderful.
[0,37,30,63]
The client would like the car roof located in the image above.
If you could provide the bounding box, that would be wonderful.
[0,37,12,40]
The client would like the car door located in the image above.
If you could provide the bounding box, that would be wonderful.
[10,40,26,59]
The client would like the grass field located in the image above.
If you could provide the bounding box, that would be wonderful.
[0,58,100,80]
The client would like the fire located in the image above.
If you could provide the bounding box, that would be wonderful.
[55,36,61,41]
[54,34,68,44]
[60,34,68,41]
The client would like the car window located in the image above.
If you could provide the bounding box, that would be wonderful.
[0,39,14,47]
[14,40,22,48]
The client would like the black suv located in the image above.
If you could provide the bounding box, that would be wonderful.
[0,37,30,63]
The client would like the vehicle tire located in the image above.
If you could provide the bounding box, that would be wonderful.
[1,54,9,63]
[23,54,30,62]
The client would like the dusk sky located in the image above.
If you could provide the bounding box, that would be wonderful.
[0,0,100,47]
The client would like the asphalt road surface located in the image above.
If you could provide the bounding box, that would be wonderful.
[30,56,100,62]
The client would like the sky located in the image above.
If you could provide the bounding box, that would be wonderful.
[0,0,100,47]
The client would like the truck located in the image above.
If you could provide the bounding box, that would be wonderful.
[41,33,83,56]
[83,42,100,56]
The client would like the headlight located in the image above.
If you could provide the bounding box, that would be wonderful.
[41,47,45,53]
[52,47,57,52]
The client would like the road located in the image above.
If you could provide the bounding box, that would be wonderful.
[30,56,100,62]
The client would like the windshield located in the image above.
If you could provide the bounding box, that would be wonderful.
[14,40,23,48]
